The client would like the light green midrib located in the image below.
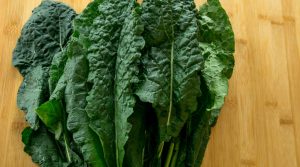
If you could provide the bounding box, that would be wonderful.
[167,41,174,126]
[167,0,174,128]
[63,134,71,162]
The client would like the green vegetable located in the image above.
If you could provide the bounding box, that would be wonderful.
[185,0,235,166]
[49,51,68,94]
[115,5,145,167]
[35,98,85,166]
[13,0,76,129]
[13,1,84,166]
[82,1,133,166]
[22,125,85,167]
[13,0,234,166]
[137,0,203,150]
[17,66,47,129]
[198,0,235,125]
[64,41,107,167]
[36,99,63,139]
[12,0,76,76]
[22,126,66,167]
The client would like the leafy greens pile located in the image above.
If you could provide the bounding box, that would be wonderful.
[13,0,234,166]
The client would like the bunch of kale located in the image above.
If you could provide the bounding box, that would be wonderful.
[13,0,234,166]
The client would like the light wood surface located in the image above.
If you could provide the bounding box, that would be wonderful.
[0,0,300,166]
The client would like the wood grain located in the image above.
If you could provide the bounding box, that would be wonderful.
[0,0,299,166]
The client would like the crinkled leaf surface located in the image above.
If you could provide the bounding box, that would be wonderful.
[63,40,107,167]
[200,43,234,124]
[22,125,85,167]
[198,0,235,124]
[14,1,78,166]
[46,1,144,166]
[17,66,48,129]
[22,126,65,167]
[49,51,68,93]
[114,6,145,167]
[13,0,76,130]
[13,0,76,76]
[185,42,234,166]
[184,0,235,166]
[137,0,203,143]
[46,1,110,166]
[36,97,86,166]
[15,0,235,167]
[83,1,132,166]
[198,0,235,54]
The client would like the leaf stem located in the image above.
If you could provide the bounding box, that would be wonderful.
[167,41,174,126]
[63,133,71,162]
[158,142,165,158]
[164,142,175,167]
[170,141,180,167]
[62,100,71,163]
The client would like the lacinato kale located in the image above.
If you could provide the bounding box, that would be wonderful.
[13,0,234,166]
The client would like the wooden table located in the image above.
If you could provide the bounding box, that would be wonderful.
[1,0,299,166]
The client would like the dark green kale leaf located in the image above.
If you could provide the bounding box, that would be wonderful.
[22,126,66,167]
[198,0,235,125]
[45,1,145,166]
[13,0,76,76]
[22,125,85,167]
[137,0,203,149]
[200,43,234,125]
[15,1,235,167]
[198,0,235,54]
[35,98,86,167]
[49,50,68,94]
[185,77,211,167]
[13,0,76,130]
[17,66,48,129]
[38,1,109,166]
[14,1,84,166]
[184,0,235,166]
[61,39,108,167]
[43,41,102,167]
[83,1,132,166]
[115,5,145,167]
[185,43,234,166]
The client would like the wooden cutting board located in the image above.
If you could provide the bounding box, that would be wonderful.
[0,0,300,166]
